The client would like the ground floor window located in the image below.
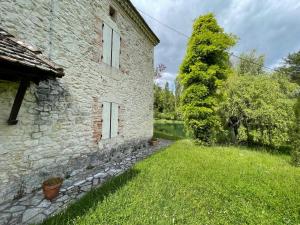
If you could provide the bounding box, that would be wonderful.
[102,102,119,139]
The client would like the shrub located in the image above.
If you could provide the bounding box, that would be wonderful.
[219,74,298,150]
[291,97,300,166]
[155,112,180,121]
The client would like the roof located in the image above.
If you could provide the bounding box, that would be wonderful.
[0,28,64,80]
[116,0,160,46]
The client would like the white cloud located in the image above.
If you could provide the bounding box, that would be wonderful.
[132,0,300,85]
[155,72,177,91]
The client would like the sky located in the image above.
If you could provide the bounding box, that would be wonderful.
[131,0,300,89]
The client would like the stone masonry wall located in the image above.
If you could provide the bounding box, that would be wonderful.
[0,0,155,206]
[0,140,172,225]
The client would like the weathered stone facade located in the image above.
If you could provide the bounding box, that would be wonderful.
[0,140,172,225]
[0,0,158,209]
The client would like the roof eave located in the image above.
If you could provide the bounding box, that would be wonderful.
[116,0,160,46]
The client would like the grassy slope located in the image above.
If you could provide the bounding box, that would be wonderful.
[42,141,300,225]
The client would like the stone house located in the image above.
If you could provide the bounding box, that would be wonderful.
[0,0,159,211]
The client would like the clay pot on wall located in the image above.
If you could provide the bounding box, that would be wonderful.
[42,177,63,201]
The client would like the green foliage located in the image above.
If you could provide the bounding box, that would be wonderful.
[291,98,300,166]
[179,13,236,143]
[42,141,300,225]
[219,73,298,149]
[154,119,190,140]
[154,83,176,114]
[174,77,182,111]
[153,84,164,113]
[277,50,300,84]
[236,50,265,76]
[277,50,300,165]
[163,82,175,113]
[154,112,179,121]
[292,98,300,165]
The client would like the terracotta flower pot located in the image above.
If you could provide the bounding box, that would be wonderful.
[149,139,159,146]
[42,177,63,201]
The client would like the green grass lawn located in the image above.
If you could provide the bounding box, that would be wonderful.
[42,140,300,225]
[154,119,190,140]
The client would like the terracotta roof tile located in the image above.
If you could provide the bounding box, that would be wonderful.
[0,28,64,78]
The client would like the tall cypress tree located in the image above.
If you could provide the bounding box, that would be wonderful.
[179,13,236,143]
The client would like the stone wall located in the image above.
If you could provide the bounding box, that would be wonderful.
[0,0,155,205]
[0,140,172,225]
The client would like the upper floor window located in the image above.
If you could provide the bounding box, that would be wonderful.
[102,23,121,69]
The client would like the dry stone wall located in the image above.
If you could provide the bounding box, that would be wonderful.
[0,0,155,207]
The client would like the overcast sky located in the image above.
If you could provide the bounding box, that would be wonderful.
[131,0,300,89]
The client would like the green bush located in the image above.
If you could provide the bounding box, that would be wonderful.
[291,97,300,166]
[219,74,298,150]
[154,112,180,121]
[154,119,190,140]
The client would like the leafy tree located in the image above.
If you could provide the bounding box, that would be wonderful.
[277,51,300,83]
[163,82,175,113]
[278,51,300,165]
[236,50,265,76]
[153,82,177,120]
[219,73,298,148]
[154,64,175,117]
[178,13,236,143]
[292,98,300,166]
[223,50,265,144]
[153,64,180,120]
[154,84,164,113]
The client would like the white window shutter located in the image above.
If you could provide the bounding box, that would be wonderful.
[102,23,112,65]
[112,31,121,69]
[110,103,119,138]
[102,102,111,139]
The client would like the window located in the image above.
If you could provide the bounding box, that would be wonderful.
[102,23,121,69]
[102,102,119,139]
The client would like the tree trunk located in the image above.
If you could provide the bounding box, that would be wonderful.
[228,116,240,145]
[230,127,237,144]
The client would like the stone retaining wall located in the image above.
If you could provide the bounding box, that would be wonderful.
[0,140,171,225]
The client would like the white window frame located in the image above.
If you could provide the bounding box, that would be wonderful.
[102,102,119,139]
[102,23,121,69]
